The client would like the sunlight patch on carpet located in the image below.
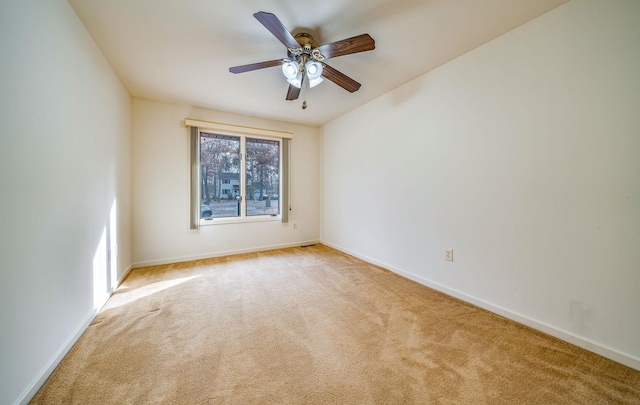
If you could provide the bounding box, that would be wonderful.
[104,275,200,309]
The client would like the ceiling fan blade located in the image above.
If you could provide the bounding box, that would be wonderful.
[286,84,300,101]
[317,34,375,59]
[286,75,304,101]
[254,12,301,50]
[229,59,283,74]
[321,64,361,93]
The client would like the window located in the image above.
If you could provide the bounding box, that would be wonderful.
[187,119,291,229]
[198,131,281,223]
[246,137,279,216]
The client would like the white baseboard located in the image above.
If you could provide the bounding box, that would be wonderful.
[132,240,321,269]
[117,263,134,285]
[17,264,133,405]
[320,240,640,372]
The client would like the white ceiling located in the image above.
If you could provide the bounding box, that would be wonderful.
[68,0,569,126]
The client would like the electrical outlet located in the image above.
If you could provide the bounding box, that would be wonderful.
[444,249,454,262]
[293,221,298,229]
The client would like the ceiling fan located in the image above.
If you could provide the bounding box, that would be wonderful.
[229,12,375,102]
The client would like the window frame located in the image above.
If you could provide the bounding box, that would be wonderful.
[197,128,283,226]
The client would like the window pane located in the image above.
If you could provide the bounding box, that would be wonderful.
[246,137,279,216]
[200,133,241,219]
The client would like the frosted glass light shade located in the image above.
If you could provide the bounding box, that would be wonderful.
[308,76,323,88]
[287,76,302,88]
[306,61,323,79]
[281,61,299,80]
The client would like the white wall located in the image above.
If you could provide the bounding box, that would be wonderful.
[132,99,319,266]
[0,1,132,404]
[321,0,640,369]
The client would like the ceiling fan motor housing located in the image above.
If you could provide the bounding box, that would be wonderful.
[294,33,319,48]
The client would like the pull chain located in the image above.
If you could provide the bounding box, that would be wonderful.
[301,76,308,109]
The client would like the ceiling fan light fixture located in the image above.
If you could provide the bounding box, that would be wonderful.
[305,60,323,88]
[281,60,299,80]
[308,76,323,88]
[305,60,323,80]
[287,76,302,89]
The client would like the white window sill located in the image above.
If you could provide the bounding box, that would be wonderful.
[199,215,281,226]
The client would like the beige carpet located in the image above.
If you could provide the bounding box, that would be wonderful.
[32,245,640,404]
